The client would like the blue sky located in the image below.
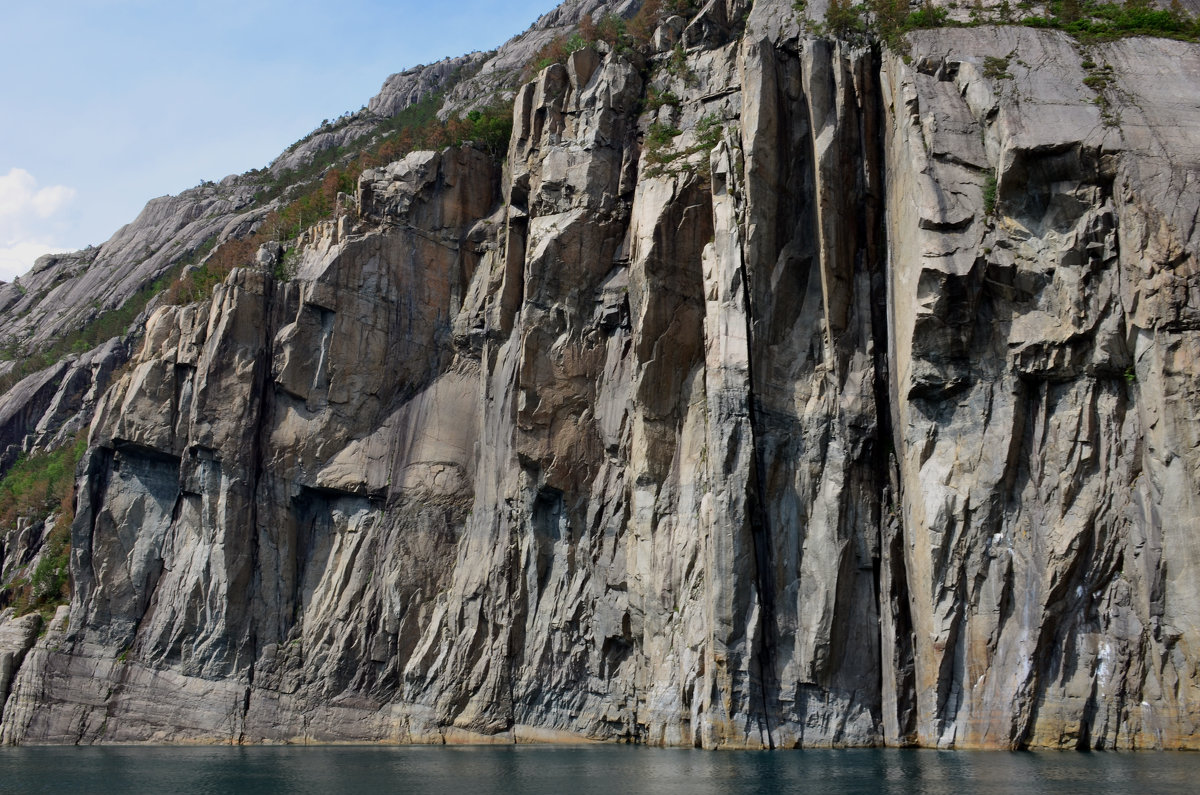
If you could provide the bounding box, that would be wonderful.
[0,0,556,282]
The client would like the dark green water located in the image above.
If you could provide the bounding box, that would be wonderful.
[1,745,1197,794]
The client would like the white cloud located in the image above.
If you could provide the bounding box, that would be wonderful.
[0,240,72,282]
[31,184,77,218]
[0,168,77,282]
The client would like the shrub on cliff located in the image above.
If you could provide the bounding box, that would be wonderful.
[0,436,82,530]
[806,0,1200,47]
[163,98,514,307]
[0,269,175,395]
[525,1,705,78]
[0,431,85,616]
[1029,0,1198,41]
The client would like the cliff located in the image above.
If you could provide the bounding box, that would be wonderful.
[1,0,1199,749]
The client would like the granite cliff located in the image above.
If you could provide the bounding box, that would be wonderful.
[2,0,1199,749]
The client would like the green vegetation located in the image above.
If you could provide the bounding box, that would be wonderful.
[0,432,87,617]
[982,172,998,216]
[694,114,725,150]
[1,21,518,405]
[803,0,951,47]
[644,86,683,112]
[666,42,692,79]
[26,518,70,611]
[821,0,871,38]
[904,1,951,29]
[249,90,446,208]
[1079,59,1120,124]
[165,244,248,306]
[644,114,726,179]
[1024,0,1199,42]
[524,1,703,76]
[0,434,84,530]
[7,1,717,376]
[648,120,686,172]
[525,12,627,75]
[460,107,516,158]
[243,57,511,245]
[276,247,300,284]
[528,30,594,74]
[1080,58,1117,87]
[983,54,1014,79]
[0,267,179,395]
[803,0,1200,48]
[163,97,513,307]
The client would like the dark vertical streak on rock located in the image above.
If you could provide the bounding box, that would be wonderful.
[863,40,916,746]
[741,261,778,749]
[242,275,276,690]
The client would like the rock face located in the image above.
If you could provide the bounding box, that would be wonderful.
[1,0,1199,750]
[0,0,637,481]
[0,611,42,726]
[369,54,490,119]
[0,185,262,356]
[0,339,127,472]
[880,26,1198,750]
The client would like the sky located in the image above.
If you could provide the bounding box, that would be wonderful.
[0,0,558,282]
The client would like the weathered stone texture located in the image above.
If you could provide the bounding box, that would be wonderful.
[1,1,1199,750]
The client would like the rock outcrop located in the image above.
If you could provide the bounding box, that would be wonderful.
[1,0,1198,750]
[0,0,641,489]
[880,23,1200,749]
[0,339,127,472]
[369,54,491,119]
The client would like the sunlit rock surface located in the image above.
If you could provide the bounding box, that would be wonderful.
[1,1,1198,749]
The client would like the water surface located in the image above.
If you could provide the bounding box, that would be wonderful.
[1,744,1196,794]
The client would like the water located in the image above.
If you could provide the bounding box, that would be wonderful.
[1,745,1197,794]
